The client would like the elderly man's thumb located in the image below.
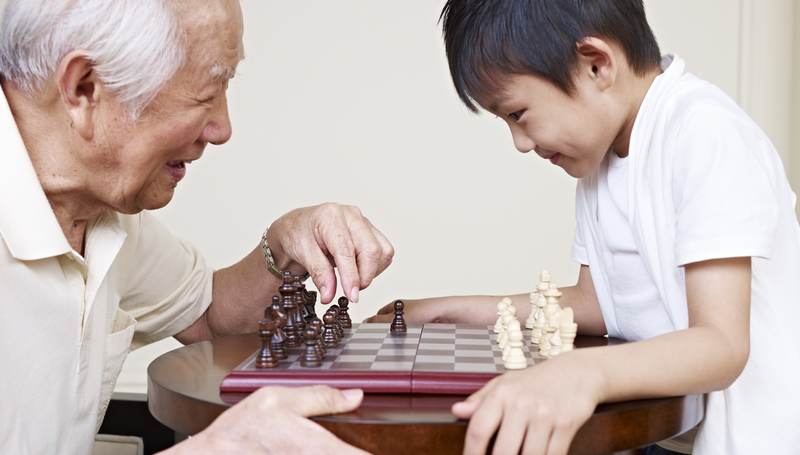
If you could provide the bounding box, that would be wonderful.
[295,386,364,418]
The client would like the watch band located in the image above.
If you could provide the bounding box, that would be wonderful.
[261,228,310,281]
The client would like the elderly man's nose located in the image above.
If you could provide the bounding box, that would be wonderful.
[203,96,233,145]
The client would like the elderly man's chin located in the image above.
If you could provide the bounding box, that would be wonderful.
[123,185,178,214]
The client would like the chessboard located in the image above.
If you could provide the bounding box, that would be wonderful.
[221,269,579,395]
[220,322,562,395]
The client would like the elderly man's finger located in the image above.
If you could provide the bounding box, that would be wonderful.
[320,230,360,303]
[299,242,339,305]
[289,386,364,418]
[342,219,384,293]
[368,225,394,279]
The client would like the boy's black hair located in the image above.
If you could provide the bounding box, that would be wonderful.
[440,0,661,112]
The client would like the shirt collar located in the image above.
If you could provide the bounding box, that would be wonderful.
[0,88,72,260]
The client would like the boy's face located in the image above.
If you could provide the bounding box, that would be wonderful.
[481,73,622,179]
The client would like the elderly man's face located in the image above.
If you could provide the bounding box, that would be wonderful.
[95,0,244,214]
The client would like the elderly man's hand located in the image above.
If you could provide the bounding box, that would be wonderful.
[266,203,393,304]
[164,386,371,455]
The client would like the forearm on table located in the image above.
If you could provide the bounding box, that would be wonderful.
[571,323,749,404]
[406,283,603,332]
[435,265,605,334]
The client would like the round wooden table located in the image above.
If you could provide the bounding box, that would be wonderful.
[148,332,702,455]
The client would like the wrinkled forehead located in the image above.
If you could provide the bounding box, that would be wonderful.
[179,0,245,64]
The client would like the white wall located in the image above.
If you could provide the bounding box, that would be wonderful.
[114,0,798,394]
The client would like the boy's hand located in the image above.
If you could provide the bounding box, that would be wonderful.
[364,299,447,323]
[452,353,601,455]
[364,295,516,324]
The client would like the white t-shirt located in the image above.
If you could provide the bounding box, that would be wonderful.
[0,90,214,454]
[586,151,673,341]
[571,55,800,454]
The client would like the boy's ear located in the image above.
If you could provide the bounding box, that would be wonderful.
[575,38,617,92]
[57,49,104,141]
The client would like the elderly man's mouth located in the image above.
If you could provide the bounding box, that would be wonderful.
[166,161,187,179]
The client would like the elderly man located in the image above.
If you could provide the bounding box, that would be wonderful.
[0,0,392,453]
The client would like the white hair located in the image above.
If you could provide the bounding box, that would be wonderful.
[0,0,187,119]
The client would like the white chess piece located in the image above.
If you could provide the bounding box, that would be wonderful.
[527,270,551,329]
[494,300,509,333]
[559,307,578,353]
[498,312,514,349]
[506,299,517,319]
[503,319,521,361]
[539,282,562,357]
[548,312,562,356]
[531,293,547,344]
[525,292,538,329]
[504,322,528,370]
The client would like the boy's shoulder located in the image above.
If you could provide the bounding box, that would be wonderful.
[644,57,757,144]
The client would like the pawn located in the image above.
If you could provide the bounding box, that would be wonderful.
[504,324,528,370]
[494,300,509,333]
[338,296,353,328]
[256,320,278,368]
[331,305,343,340]
[324,307,339,343]
[497,312,514,350]
[525,291,538,329]
[322,312,339,347]
[390,300,407,333]
[504,297,517,318]
[300,325,322,367]
[270,296,288,360]
[530,293,548,345]
[503,319,521,361]
[310,317,326,356]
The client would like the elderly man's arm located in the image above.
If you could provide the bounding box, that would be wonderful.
[175,203,394,343]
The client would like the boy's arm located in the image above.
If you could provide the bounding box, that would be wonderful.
[364,265,607,335]
[453,257,751,455]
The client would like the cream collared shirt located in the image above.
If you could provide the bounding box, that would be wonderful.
[0,90,214,454]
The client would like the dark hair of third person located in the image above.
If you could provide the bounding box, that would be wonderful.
[440,0,661,112]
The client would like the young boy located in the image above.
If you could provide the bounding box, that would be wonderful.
[368,0,800,454]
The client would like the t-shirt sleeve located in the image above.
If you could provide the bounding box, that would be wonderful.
[118,211,214,350]
[670,102,780,266]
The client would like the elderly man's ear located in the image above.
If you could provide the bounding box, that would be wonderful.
[57,50,104,141]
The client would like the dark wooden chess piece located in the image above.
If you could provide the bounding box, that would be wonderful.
[293,290,307,332]
[331,304,343,340]
[270,296,288,359]
[337,296,352,328]
[302,288,318,322]
[322,311,339,347]
[279,271,300,347]
[292,275,310,328]
[300,325,322,368]
[256,319,278,368]
[310,318,326,356]
[390,300,407,333]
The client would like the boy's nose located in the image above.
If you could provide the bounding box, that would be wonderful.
[509,125,536,153]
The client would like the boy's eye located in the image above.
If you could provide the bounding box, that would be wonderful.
[508,111,522,121]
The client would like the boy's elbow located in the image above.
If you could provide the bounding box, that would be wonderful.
[718,336,750,390]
